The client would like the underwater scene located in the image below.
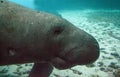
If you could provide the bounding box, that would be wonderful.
[0,0,120,77]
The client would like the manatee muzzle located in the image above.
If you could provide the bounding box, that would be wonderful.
[51,32,100,69]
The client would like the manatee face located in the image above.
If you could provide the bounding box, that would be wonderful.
[47,20,100,69]
[0,0,99,69]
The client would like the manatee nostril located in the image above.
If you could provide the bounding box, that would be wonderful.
[86,40,100,64]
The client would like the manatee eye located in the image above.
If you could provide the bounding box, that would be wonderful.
[0,0,3,3]
[53,26,64,35]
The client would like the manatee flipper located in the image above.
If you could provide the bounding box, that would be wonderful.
[29,63,53,77]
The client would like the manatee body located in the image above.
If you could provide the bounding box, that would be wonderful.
[0,0,99,75]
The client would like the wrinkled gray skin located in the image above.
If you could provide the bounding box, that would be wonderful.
[0,0,99,76]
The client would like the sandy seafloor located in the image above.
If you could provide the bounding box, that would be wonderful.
[0,10,120,77]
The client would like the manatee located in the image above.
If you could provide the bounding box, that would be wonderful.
[0,0,99,77]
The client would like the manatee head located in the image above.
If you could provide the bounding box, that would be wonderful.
[46,19,100,69]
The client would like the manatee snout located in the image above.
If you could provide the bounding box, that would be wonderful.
[51,24,99,69]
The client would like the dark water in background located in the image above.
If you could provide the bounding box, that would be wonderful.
[10,0,120,14]
[35,0,120,15]
[34,0,120,10]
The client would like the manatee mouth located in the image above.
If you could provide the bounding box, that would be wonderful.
[51,43,99,69]
[51,56,75,69]
[51,47,81,69]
